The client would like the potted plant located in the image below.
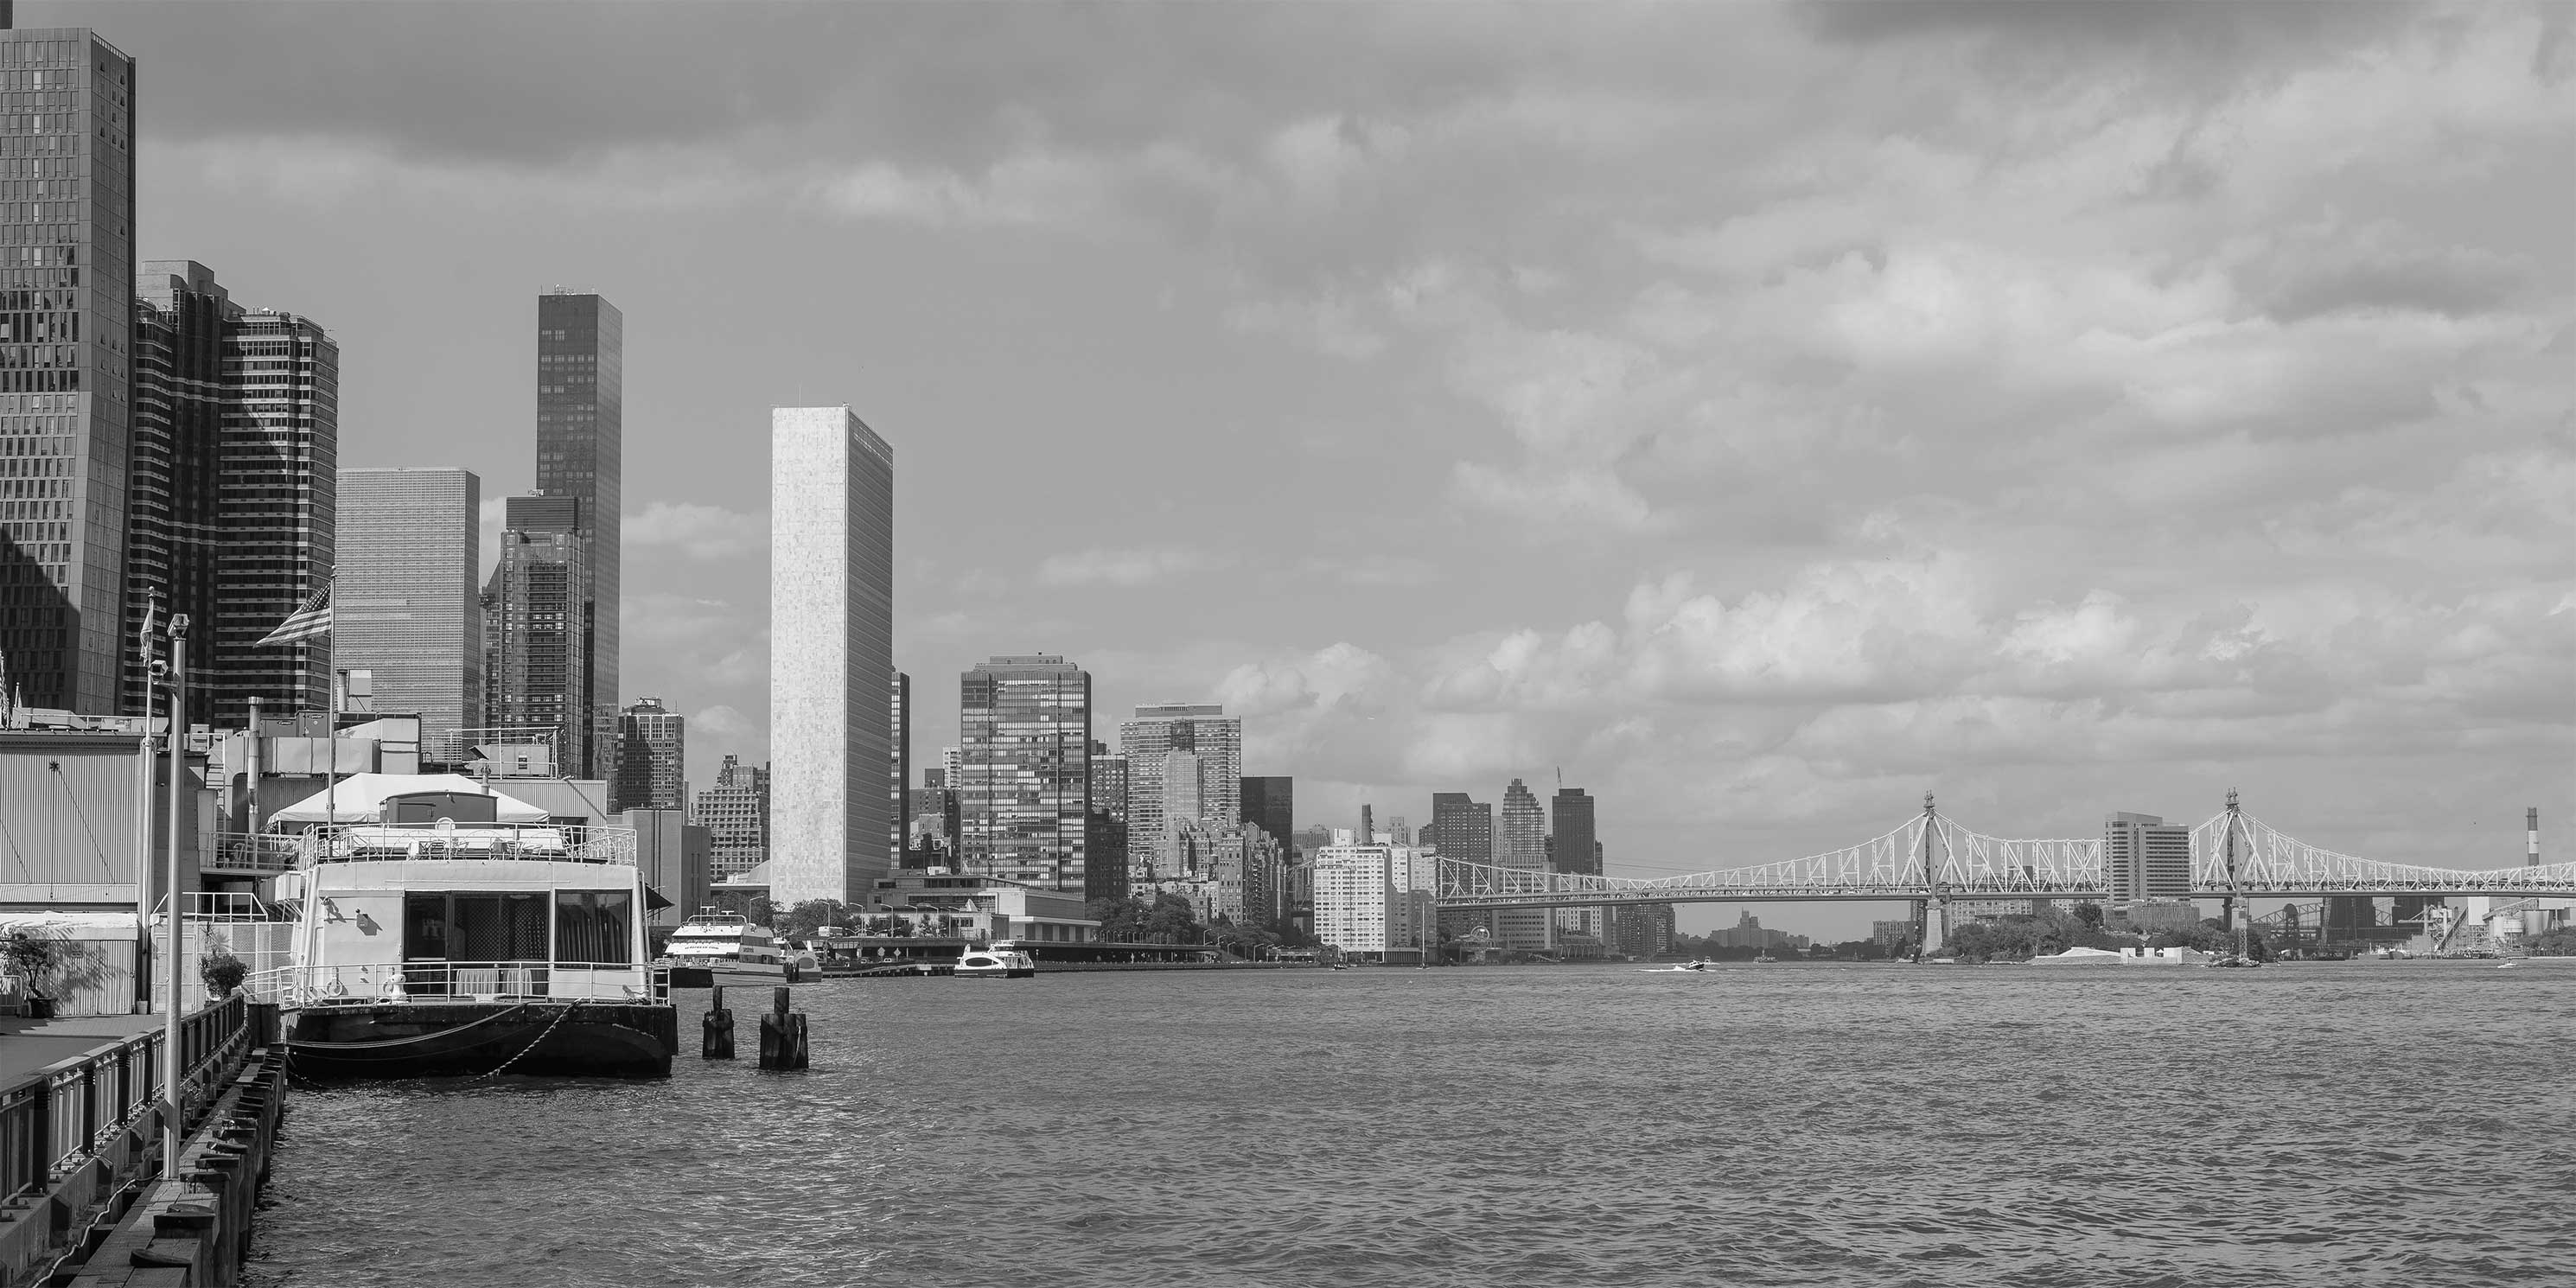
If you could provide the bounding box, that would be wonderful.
[3,930,60,1019]
[200,951,248,1000]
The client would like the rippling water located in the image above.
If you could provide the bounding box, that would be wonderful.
[242,962,2576,1288]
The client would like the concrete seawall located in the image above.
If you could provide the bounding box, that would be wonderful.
[64,1043,286,1287]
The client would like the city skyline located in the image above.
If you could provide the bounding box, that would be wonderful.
[67,1,2572,938]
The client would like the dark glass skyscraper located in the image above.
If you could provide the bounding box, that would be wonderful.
[534,291,619,776]
[1241,775,1294,852]
[483,494,589,773]
[0,21,131,713]
[1551,787,1597,876]
[1425,792,1492,863]
[125,262,224,724]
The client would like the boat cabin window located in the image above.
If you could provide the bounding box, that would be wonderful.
[554,889,634,966]
[404,892,552,963]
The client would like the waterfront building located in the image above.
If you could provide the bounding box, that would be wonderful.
[957,654,1092,894]
[1497,778,1552,952]
[1709,911,1809,952]
[332,468,481,763]
[891,670,910,864]
[866,870,1102,947]
[2104,812,2193,905]
[693,755,771,882]
[0,21,132,716]
[2119,899,2203,934]
[534,290,622,781]
[1119,703,1241,884]
[1606,903,1675,957]
[1241,775,1292,851]
[1312,843,1438,963]
[769,406,895,905]
[611,697,685,812]
[1871,918,1912,947]
[482,495,590,773]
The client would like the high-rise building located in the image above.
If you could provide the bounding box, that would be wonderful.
[334,468,481,760]
[2104,812,2192,905]
[957,654,1092,893]
[769,405,894,905]
[212,306,337,726]
[1313,842,1438,962]
[1551,787,1597,876]
[1497,778,1552,951]
[482,494,589,773]
[890,670,910,864]
[1093,745,1127,820]
[1425,793,1492,864]
[1241,775,1293,852]
[124,263,224,725]
[612,697,685,812]
[692,755,770,882]
[0,20,132,714]
[534,290,621,781]
[1119,703,1242,884]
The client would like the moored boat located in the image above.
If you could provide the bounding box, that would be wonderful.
[655,908,794,987]
[955,947,1036,979]
[252,780,679,1079]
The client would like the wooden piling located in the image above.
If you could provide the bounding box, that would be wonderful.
[757,985,808,1070]
[702,985,734,1060]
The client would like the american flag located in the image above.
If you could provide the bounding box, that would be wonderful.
[255,577,332,647]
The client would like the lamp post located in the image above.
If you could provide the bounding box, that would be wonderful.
[160,614,189,1180]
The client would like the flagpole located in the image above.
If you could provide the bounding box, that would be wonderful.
[134,599,156,1014]
[161,615,188,1180]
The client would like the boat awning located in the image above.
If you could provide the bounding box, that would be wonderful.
[268,774,552,826]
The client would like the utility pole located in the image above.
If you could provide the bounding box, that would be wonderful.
[159,615,189,1181]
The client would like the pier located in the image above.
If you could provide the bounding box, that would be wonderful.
[0,997,283,1288]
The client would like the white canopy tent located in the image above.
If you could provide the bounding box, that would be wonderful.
[266,773,551,826]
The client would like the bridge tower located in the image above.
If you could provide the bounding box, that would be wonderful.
[1910,793,1942,961]
[2219,787,2243,931]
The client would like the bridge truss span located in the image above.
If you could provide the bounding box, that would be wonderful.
[1431,799,2576,910]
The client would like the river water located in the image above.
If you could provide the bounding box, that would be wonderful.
[242,962,2575,1288]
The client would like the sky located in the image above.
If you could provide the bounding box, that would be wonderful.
[55,0,2572,937]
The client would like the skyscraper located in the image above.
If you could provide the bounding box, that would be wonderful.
[124,263,226,725]
[957,654,1092,892]
[1241,775,1293,851]
[534,290,621,779]
[335,467,481,759]
[1550,786,1597,876]
[212,305,337,726]
[1425,793,1492,864]
[693,754,771,882]
[482,494,589,774]
[1118,703,1242,884]
[0,19,131,714]
[612,696,685,812]
[1497,778,1552,950]
[769,405,894,905]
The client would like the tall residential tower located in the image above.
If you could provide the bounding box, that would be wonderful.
[957,654,1092,892]
[534,290,620,777]
[335,467,481,758]
[0,20,133,712]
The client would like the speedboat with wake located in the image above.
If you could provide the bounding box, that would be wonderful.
[1642,960,1718,972]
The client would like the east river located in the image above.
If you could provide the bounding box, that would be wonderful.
[242,962,2575,1288]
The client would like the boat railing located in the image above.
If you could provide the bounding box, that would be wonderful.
[242,960,668,1007]
[217,822,639,869]
[0,994,248,1202]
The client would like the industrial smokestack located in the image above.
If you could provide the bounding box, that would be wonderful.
[2530,807,2541,868]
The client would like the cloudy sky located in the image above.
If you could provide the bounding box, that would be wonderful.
[65,1,2570,934]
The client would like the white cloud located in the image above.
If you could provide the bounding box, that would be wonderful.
[1034,546,1227,588]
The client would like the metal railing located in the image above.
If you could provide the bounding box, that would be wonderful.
[206,822,637,869]
[243,960,665,1006]
[0,994,249,1202]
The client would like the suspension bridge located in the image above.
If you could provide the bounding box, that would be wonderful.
[1431,792,2576,919]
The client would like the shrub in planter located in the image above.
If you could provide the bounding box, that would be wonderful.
[3,930,59,1016]
[201,952,248,998]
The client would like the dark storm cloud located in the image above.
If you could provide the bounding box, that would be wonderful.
[2248,243,2531,323]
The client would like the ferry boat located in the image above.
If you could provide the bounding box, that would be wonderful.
[656,908,794,987]
[955,947,1036,979]
[252,778,679,1079]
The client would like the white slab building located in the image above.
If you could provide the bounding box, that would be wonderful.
[769,406,896,905]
